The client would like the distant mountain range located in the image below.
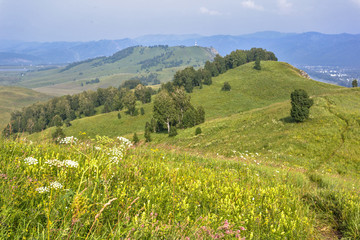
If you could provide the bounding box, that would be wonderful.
[1,32,360,67]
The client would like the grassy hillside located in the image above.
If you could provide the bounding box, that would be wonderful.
[6,61,360,239]
[28,61,341,140]
[16,46,216,96]
[0,86,50,129]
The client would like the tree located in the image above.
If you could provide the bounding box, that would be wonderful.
[221,82,231,91]
[195,127,202,135]
[352,79,358,88]
[290,89,314,122]
[52,127,65,140]
[153,90,177,133]
[123,92,137,116]
[254,57,261,70]
[140,107,145,115]
[132,133,139,145]
[144,122,152,142]
[117,112,121,119]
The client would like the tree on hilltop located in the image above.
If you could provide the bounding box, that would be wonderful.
[352,79,358,88]
[254,57,261,70]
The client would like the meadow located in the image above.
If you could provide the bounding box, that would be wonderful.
[2,61,360,239]
[1,135,359,239]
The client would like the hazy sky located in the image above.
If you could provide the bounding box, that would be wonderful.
[1,0,360,41]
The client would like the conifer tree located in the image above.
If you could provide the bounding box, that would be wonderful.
[290,89,314,122]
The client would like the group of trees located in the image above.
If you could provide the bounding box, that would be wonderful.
[3,83,154,136]
[166,48,277,93]
[144,87,205,140]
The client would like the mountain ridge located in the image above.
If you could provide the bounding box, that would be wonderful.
[1,31,360,66]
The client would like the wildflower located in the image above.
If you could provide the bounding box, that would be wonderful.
[59,136,78,145]
[117,136,133,148]
[24,157,38,165]
[95,146,101,151]
[36,186,49,193]
[45,159,64,167]
[50,181,63,190]
[63,160,79,168]
[109,156,119,164]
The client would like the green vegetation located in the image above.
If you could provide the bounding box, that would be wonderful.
[13,46,216,96]
[221,81,231,91]
[353,79,358,88]
[290,89,314,122]
[2,58,360,239]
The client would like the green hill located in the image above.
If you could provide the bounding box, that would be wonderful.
[0,86,50,128]
[28,61,341,139]
[17,46,216,96]
[6,61,360,239]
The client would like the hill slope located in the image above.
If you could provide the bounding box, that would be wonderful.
[28,61,341,139]
[0,86,50,128]
[17,46,216,96]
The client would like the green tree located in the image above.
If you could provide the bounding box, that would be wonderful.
[153,90,177,133]
[52,127,65,140]
[254,57,261,70]
[132,132,139,145]
[144,122,152,142]
[352,79,358,88]
[290,89,314,122]
[123,92,137,116]
[117,112,121,119]
[221,82,231,91]
[195,127,202,135]
[140,107,145,115]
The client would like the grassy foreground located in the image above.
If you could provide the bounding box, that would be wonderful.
[1,136,360,239]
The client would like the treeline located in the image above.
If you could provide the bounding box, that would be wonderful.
[165,48,277,93]
[145,87,205,139]
[3,82,154,136]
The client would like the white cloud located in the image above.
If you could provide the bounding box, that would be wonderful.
[200,7,222,16]
[277,0,293,14]
[241,0,264,11]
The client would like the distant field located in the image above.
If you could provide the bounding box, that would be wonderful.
[7,46,216,96]
[0,86,50,129]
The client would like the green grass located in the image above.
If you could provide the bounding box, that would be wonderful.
[1,136,359,239]
[15,46,215,96]
[4,61,360,239]
[0,86,50,129]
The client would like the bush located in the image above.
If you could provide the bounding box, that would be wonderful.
[254,58,261,70]
[168,126,177,137]
[195,127,202,135]
[117,112,121,119]
[132,133,139,145]
[140,107,145,115]
[290,89,314,122]
[52,127,65,140]
[221,82,231,91]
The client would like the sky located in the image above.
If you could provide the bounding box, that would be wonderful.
[0,0,360,42]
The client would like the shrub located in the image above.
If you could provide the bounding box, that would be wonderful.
[117,112,121,119]
[221,82,231,91]
[195,127,202,135]
[290,89,314,122]
[168,126,177,137]
[133,133,139,145]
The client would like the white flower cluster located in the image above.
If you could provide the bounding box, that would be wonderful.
[35,186,49,193]
[107,147,124,164]
[59,136,78,145]
[117,136,133,148]
[94,146,101,151]
[63,160,79,168]
[24,157,38,166]
[45,159,79,168]
[50,181,63,190]
[35,181,63,194]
